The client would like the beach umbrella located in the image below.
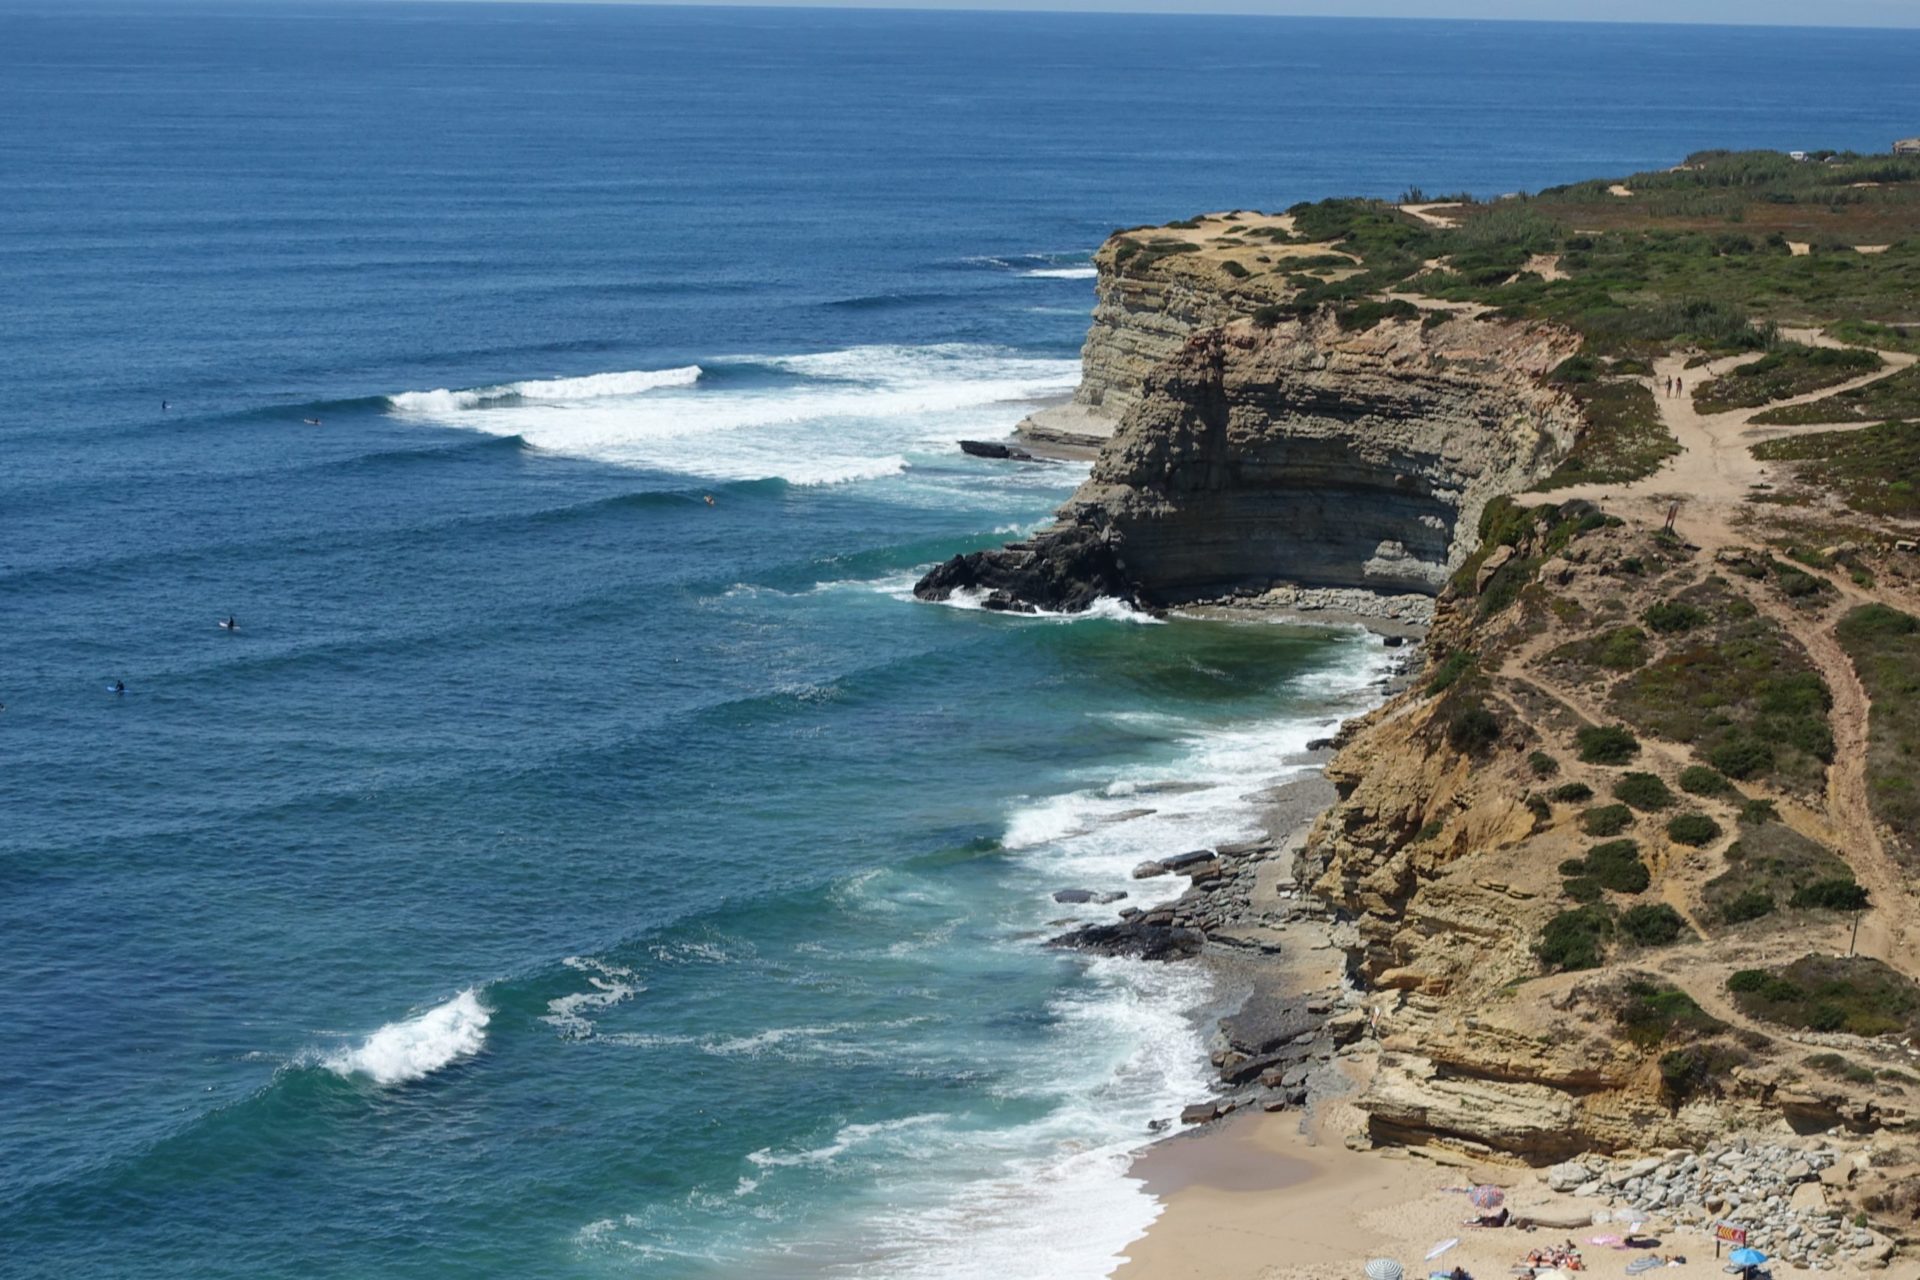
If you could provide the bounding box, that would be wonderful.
[1425,1239,1460,1261]
[1468,1184,1505,1210]
[1729,1249,1767,1269]
[1365,1258,1406,1280]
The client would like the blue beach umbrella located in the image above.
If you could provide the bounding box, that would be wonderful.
[1729,1248,1767,1269]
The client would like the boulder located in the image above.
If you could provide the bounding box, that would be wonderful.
[1548,1161,1591,1192]
[958,439,1035,461]
[1180,1102,1222,1125]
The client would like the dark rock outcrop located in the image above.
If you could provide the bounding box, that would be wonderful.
[912,524,1140,614]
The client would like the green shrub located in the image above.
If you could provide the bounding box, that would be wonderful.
[1728,955,1920,1036]
[1596,626,1649,670]
[1721,888,1776,924]
[1620,903,1690,946]
[1709,736,1775,780]
[1550,781,1595,803]
[1252,304,1287,329]
[1586,839,1652,892]
[1447,706,1501,754]
[1582,804,1634,836]
[1221,259,1250,279]
[1426,649,1475,696]
[1645,601,1709,634]
[1668,813,1723,846]
[1790,878,1870,911]
[1529,751,1561,779]
[1538,905,1614,971]
[1679,765,1732,796]
[1563,876,1605,903]
[1742,798,1779,823]
[1615,772,1676,811]
[1577,725,1640,765]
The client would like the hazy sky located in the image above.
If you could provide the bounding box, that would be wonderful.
[443,0,1920,29]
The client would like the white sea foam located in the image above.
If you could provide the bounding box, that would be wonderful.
[323,989,490,1085]
[385,344,1078,489]
[1022,266,1098,279]
[388,365,702,413]
[923,587,1163,625]
[543,956,642,1040]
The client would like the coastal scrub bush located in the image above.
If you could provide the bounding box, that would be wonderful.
[1582,804,1634,836]
[1550,781,1595,803]
[1680,765,1732,796]
[1708,736,1775,780]
[1529,751,1561,779]
[1585,839,1652,893]
[1447,705,1501,755]
[1577,724,1640,765]
[1221,260,1250,279]
[1617,979,1721,1048]
[1620,904,1691,946]
[1728,955,1920,1036]
[1563,877,1604,904]
[1790,878,1870,911]
[1720,889,1776,924]
[1614,772,1676,811]
[1335,298,1419,332]
[1538,905,1614,971]
[1425,649,1475,696]
[1703,819,1856,928]
[1667,813,1723,846]
[1252,304,1287,329]
[1742,798,1779,823]
[1645,600,1708,634]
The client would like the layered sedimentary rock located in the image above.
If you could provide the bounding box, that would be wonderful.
[1071,248,1274,422]
[921,309,1582,609]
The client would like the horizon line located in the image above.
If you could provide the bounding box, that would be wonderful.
[76,0,1920,34]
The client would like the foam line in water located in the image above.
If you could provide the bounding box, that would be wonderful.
[387,366,702,413]
[382,344,1078,488]
[1022,267,1098,279]
[323,989,490,1085]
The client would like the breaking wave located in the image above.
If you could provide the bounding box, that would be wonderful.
[322,989,490,1085]
[382,344,1077,489]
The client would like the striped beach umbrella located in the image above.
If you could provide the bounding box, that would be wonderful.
[1468,1184,1505,1210]
[1365,1258,1405,1280]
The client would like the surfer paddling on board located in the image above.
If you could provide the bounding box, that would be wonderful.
[303,417,323,426]
[220,616,238,632]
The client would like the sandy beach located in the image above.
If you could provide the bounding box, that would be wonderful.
[1115,1107,1920,1280]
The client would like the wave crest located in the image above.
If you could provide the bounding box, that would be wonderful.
[388,366,702,413]
[323,989,490,1085]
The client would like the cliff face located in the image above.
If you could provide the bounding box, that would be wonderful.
[919,289,1583,610]
[1071,245,1275,422]
[1067,313,1582,599]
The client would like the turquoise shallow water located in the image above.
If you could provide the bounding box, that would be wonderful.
[4,3,1920,1275]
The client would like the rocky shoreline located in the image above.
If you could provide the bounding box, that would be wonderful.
[1046,734,1401,1126]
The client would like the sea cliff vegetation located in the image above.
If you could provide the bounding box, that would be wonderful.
[935,148,1920,1250]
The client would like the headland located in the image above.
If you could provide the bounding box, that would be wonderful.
[926,146,1920,1280]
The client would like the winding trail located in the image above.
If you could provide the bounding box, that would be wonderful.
[1511,338,1920,973]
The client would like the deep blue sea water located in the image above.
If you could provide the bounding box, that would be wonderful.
[3,4,1918,1276]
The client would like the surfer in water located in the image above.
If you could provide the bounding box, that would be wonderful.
[111,680,125,695]
[303,417,323,426]
[704,494,716,507]
[161,400,170,412]
[220,616,238,632]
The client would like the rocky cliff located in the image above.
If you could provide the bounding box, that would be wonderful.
[920,301,1583,610]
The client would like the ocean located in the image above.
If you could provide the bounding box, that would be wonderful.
[2,3,1916,1275]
